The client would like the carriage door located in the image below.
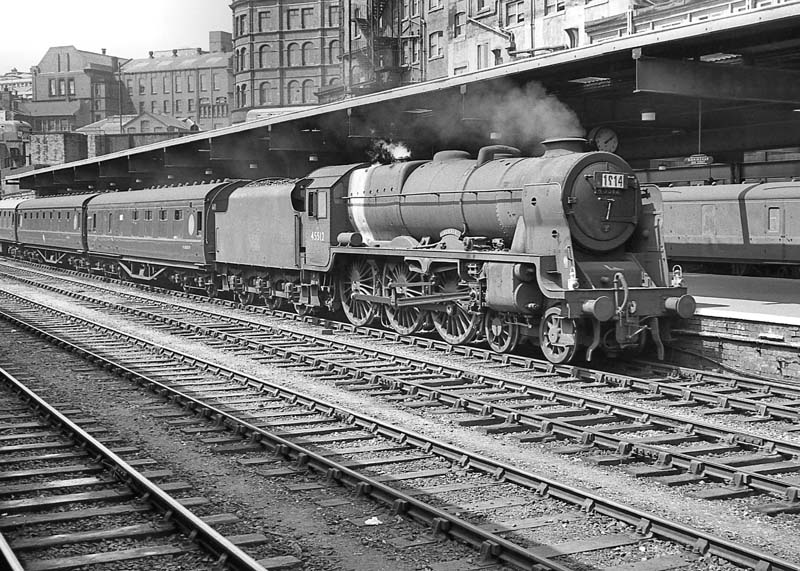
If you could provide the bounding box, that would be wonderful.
[303,187,331,268]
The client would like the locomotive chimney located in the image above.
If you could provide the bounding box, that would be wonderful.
[540,137,588,156]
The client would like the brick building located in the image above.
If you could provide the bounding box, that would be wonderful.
[26,46,127,132]
[120,32,234,131]
[230,0,342,122]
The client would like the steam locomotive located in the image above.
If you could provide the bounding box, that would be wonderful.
[0,138,694,364]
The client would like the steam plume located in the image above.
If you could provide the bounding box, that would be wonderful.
[490,82,584,145]
[368,139,412,163]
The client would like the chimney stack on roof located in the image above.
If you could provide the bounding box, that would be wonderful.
[101,48,107,55]
[173,49,178,57]
[149,51,154,58]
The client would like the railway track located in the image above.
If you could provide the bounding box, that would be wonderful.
[0,274,796,568]
[2,261,800,513]
[0,362,275,571]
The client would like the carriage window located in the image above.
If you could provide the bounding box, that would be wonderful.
[174,209,183,221]
[145,210,152,221]
[133,210,139,221]
[108,213,113,232]
[58,212,61,219]
[66,212,70,220]
[768,207,781,233]
[50,212,53,219]
[197,212,202,233]
[91,213,97,231]
[159,210,167,221]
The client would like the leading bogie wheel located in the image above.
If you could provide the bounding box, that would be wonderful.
[484,310,520,353]
[538,306,579,364]
[339,259,379,326]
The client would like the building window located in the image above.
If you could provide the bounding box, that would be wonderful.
[301,42,313,66]
[412,38,420,63]
[187,74,194,92]
[138,79,145,95]
[127,79,133,95]
[200,74,208,91]
[328,40,340,65]
[237,14,247,36]
[301,7,313,28]
[477,0,489,11]
[140,119,150,132]
[163,76,170,93]
[287,80,301,104]
[545,0,565,15]
[287,8,300,29]
[506,1,524,25]
[328,5,339,27]
[259,44,270,68]
[259,82,272,105]
[236,84,248,108]
[287,43,299,66]
[175,99,182,113]
[49,79,57,96]
[302,79,315,103]
[68,79,75,96]
[151,100,158,113]
[188,99,195,112]
[175,75,182,93]
[59,79,66,95]
[151,77,157,94]
[213,74,220,91]
[163,100,169,113]
[477,43,489,70]
[428,31,443,59]
[258,11,271,32]
[411,0,419,16]
[454,12,465,37]
[428,0,442,9]
[139,101,145,113]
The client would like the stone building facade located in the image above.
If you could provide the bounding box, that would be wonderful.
[120,32,234,131]
[26,47,127,132]
[230,0,343,122]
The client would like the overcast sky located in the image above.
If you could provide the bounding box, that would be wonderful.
[2,0,232,72]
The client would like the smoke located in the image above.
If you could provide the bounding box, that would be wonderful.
[489,82,584,145]
[368,139,412,163]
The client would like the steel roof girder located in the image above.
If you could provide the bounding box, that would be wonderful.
[635,56,800,103]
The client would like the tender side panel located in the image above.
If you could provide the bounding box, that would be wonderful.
[215,181,301,270]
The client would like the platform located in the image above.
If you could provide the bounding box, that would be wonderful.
[668,274,800,383]
[688,273,800,326]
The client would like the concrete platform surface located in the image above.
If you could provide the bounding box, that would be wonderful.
[685,273,800,326]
